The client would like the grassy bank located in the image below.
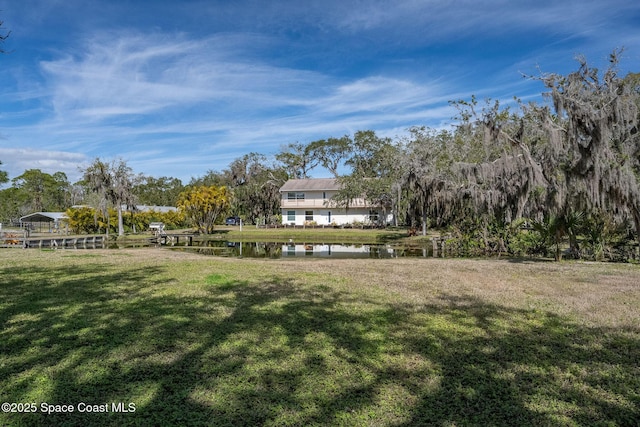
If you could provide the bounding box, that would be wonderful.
[1,249,639,426]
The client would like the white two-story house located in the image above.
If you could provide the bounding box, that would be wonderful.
[280,178,390,226]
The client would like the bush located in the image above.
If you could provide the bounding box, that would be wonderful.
[65,207,102,234]
[65,207,188,234]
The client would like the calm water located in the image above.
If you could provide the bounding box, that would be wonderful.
[166,241,434,259]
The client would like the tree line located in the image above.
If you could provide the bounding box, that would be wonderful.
[1,52,639,260]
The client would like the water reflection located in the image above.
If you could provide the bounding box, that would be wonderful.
[169,241,432,259]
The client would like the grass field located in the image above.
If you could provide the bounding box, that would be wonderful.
[1,248,639,426]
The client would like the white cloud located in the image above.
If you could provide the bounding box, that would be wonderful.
[0,148,88,183]
[316,76,448,116]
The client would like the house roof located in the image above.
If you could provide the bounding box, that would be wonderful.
[280,178,341,192]
[20,212,67,222]
[134,205,178,213]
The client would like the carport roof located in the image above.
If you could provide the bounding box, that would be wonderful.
[19,212,67,222]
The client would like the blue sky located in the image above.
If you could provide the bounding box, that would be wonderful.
[1,0,639,185]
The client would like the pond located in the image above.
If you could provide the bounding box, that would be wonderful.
[165,241,434,259]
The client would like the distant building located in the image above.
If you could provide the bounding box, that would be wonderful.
[19,212,68,232]
[279,178,391,226]
[121,205,178,213]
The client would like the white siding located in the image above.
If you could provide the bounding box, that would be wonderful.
[281,208,391,226]
[279,179,392,226]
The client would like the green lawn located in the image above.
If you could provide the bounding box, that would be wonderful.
[1,249,639,426]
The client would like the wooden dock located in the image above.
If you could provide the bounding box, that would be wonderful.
[149,233,196,246]
[1,232,106,249]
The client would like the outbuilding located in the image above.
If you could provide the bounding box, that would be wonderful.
[19,212,68,233]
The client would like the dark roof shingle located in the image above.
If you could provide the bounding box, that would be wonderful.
[279,178,341,192]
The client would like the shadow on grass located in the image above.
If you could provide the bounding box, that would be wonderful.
[505,257,555,264]
[374,230,412,244]
[0,263,638,426]
[207,230,231,236]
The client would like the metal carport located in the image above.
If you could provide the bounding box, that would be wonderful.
[19,212,67,233]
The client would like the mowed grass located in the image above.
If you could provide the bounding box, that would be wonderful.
[0,249,639,426]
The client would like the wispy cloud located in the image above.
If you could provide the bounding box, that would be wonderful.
[37,31,335,122]
[332,0,637,39]
[1,0,638,184]
[35,31,453,132]
[1,28,457,181]
[41,34,219,120]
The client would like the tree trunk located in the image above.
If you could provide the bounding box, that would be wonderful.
[632,208,640,249]
[554,229,563,261]
[394,185,401,227]
[568,232,580,259]
[117,205,124,236]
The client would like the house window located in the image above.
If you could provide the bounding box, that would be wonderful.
[323,191,326,199]
[287,192,304,200]
[369,210,379,222]
[305,211,313,221]
[327,211,331,223]
[287,211,295,222]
